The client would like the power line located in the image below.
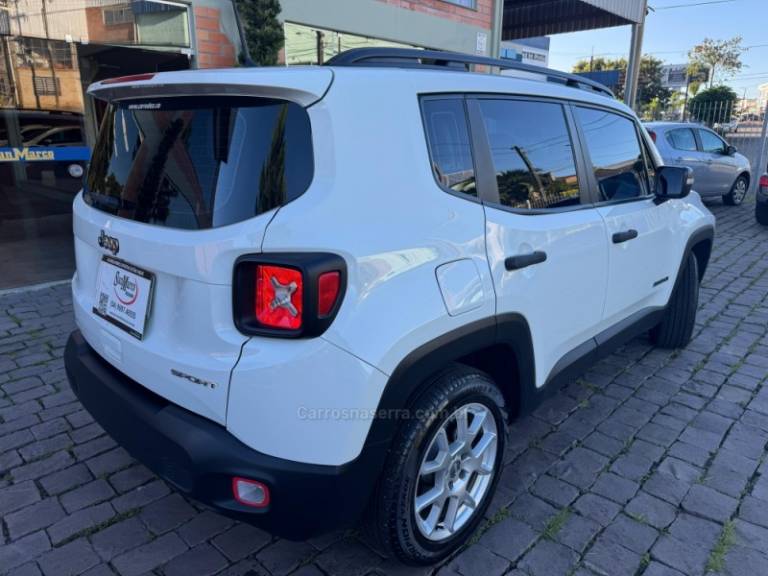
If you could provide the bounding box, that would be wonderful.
[650,0,738,10]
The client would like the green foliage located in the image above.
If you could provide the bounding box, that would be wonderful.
[706,521,735,573]
[572,55,672,109]
[689,36,744,87]
[236,0,284,66]
[543,508,571,540]
[689,85,739,123]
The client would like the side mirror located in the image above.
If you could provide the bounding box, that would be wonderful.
[655,166,693,201]
[725,145,737,156]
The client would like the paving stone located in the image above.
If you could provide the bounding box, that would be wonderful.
[572,493,620,526]
[682,484,739,523]
[667,441,712,467]
[651,534,710,575]
[549,447,608,489]
[138,493,196,534]
[0,480,40,515]
[39,464,93,496]
[313,539,386,576]
[508,493,558,531]
[723,544,768,576]
[602,514,658,554]
[553,513,601,553]
[47,502,115,545]
[739,496,768,529]
[112,532,188,576]
[625,492,677,529]
[85,447,132,477]
[5,497,66,539]
[591,472,638,504]
[440,544,507,576]
[111,479,170,513]
[643,471,690,506]
[518,539,577,576]
[0,531,51,572]
[642,561,686,576]
[107,464,153,494]
[37,537,100,576]
[531,474,579,507]
[584,536,642,576]
[667,513,722,550]
[163,543,229,576]
[60,479,115,513]
[178,511,235,547]
[477,515,536,562]
[212,524,271,562]
[90,517,152,562]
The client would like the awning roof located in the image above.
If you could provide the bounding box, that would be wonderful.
[503,0,645,40]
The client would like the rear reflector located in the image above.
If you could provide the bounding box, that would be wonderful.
[255,265,304,330]
[760,174,768,190]
[232,477,270,508]
[102,73,156,85]
[317,271,341,317]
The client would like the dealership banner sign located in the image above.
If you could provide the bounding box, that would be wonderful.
[0,146,91,162]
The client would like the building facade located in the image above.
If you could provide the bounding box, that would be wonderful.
[0,0,242,289]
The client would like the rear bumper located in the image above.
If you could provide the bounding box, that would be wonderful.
[64,330,383,539]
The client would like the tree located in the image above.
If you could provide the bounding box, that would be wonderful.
[572,55,671,109]
[688,85,738,125]
[688,36,744,88]
[235,0,284,66]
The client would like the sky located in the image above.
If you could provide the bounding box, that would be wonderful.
[546,0,768,98]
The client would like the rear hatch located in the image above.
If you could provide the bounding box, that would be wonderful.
[72,68,331,424]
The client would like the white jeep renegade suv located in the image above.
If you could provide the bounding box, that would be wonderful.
[65,48,715,565]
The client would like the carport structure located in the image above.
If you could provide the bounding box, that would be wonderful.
[493,0,648,107]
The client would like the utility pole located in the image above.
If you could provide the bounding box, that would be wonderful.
[490,0,504,59]
[624,0,648,110]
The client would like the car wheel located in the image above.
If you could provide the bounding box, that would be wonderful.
[370,365,507,565]
[757,202,768,225]
[650,253,699,349]
[723,175,749,206]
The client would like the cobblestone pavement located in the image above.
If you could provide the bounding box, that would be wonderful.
[2,201,768,576]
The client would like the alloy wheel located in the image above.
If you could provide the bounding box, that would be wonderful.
[413,402,498,542]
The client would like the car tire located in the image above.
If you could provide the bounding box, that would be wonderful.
[757,202,768,226]
[650,253,699,349]
[723,175,749,206]
[369,365,507,565]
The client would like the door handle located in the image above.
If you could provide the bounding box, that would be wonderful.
[505,251,547,271]
[612,229,638,244]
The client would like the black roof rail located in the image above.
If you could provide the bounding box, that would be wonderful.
[324,48,615,99]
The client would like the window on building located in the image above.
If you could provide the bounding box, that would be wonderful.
[103,7,134,25]
[421,98,476,197]
[16,38,73,69]
[666,128,697,151]
[33,76,60,97]
[478,99,581,210]
[576,107,651,201]
[440,0,477,8]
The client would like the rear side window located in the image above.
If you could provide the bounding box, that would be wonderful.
[421,98,476,197]
[478,99,581,210]
[666,128,697,151]
[85,96,313,230]
[576,107,650,202]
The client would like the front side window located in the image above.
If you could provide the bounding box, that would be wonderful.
[478,99,581,210]
[576,107,650,202]
[667,128,697,152]
[699,129,726,153]
[422,98,476,197]
[85,96,314,230]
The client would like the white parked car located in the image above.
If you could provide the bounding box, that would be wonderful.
[65,49,715,565]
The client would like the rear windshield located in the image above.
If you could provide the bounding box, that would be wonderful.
[85,96,313,230]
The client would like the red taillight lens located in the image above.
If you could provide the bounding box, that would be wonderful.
[232,477,270,508]
[101,73,156,85]
[649,131,657,143]
[317,271,341,317]
[255,265,303,330]
[760,174,768,190]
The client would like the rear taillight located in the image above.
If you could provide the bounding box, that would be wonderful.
[760,174,768,191]
[648,131,657,143]
[234,254,346,338]
[318,271,341,317]
[256,265,304,330]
